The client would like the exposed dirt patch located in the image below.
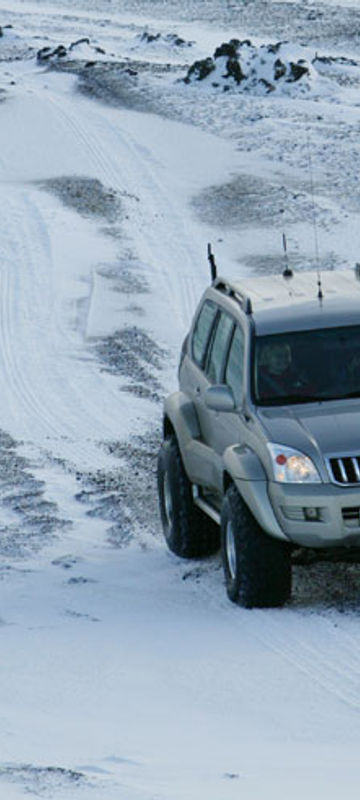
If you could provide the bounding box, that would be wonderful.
[0,763,89,796]
[93,325,167,402]
[75,429,161,548]
[191,174,334,230]
[37,176,122,224]
[292,561,360,613]
[244,251,342,275]
[96,261,149,294]
[0,431,70,558]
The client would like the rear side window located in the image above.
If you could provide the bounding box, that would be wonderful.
[206,312,235,384]
[225,325,245,406]
[191,300,218,367]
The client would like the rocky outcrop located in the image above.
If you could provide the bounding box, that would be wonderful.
[183,39,313,94]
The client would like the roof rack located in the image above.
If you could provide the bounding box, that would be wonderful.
[213,277,253,315]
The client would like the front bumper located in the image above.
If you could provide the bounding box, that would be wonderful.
[269,481,360,547]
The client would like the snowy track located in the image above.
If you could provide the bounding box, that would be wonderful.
[0,66,238,467]
[0,2,360,799]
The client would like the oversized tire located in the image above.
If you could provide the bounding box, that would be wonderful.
[157,435,220,558]
[221,484,291,608]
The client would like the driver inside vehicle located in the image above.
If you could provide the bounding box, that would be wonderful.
[257,342,297,399]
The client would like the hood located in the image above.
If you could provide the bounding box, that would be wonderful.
[257,400,360,462]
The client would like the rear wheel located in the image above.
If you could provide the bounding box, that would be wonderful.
[221,484,291,608]
[157,435,219,558]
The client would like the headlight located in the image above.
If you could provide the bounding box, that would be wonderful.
[267,443,321,483]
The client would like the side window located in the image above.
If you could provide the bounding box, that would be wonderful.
[191,300,218,368]
[206,313,235,385]
[225,325,245,406]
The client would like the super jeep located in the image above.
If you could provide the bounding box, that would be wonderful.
[157,259,360,607]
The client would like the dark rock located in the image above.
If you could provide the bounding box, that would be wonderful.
[37,46,52,61]
[274,58,286,80]
[213,39,245,84]
[214,38,240,59]
[141,32,161,43]
[313,54,358,68]
[37,44,67,61]
[140,31,191,48]
[225,55,245,84]
[69,37,90,50]
[55,45,68,59]
[259,78,275,92]
[37,38,104,63]
[169,35,187,47]
[267,41,285,55]
[184,56,215,83]
[287,61,309,82]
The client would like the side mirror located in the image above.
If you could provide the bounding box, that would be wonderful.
[204,385,236,412]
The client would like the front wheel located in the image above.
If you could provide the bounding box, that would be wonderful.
[157,435,219,558]
[221,484,291,608]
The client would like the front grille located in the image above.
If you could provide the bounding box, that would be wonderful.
[328,456,360,485]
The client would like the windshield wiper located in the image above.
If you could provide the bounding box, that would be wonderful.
[257,394,323,406]
[335,390,360,399]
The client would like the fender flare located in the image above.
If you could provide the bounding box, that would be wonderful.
[163,391,200,448]
[223,444,266,482]
[223,445,289,542]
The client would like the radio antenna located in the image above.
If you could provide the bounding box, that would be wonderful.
[282,233,293,279]
[207,243,217,282]
[306,131,323,300]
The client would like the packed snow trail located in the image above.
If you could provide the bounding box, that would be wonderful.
[0,64,240,469]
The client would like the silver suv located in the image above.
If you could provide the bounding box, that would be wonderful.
[158,261,360,607]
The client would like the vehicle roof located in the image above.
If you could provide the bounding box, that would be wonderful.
[212,268,360,335]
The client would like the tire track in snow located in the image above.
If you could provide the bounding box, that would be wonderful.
[0,78,202,467]
[0,188,123,468]
[0,193,81,448]
[0,194,61,441]
[34,84,205,332]
[195,572,360,713]
[249,611,360,712]
[0,73,226,470]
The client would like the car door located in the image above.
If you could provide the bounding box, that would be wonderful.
[180,299,219,487]
[194,312,244,492]
[202,321,246,492]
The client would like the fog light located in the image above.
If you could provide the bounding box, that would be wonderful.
[304,507,320,521]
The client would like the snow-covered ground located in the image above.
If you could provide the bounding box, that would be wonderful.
[1,1,360,798]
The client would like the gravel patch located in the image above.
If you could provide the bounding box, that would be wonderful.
[93,325,167,402]
[0,763,90,796]
[292,561,360,613]
[37,176,122,225]
[0,431,70,559]
[244,251,342,275]
[191,174,336,230]
[96,262,149,294]
[75,429,161,548]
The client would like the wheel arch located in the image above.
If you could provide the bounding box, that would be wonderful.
[163,414,176,440]
[222,446,289,542]
[223,471,234,494]
[163,391,200,448]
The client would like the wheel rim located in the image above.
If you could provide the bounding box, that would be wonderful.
[163,471,173,529]
[225,520,237,581]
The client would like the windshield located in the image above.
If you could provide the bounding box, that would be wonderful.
[253,325,360,406]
